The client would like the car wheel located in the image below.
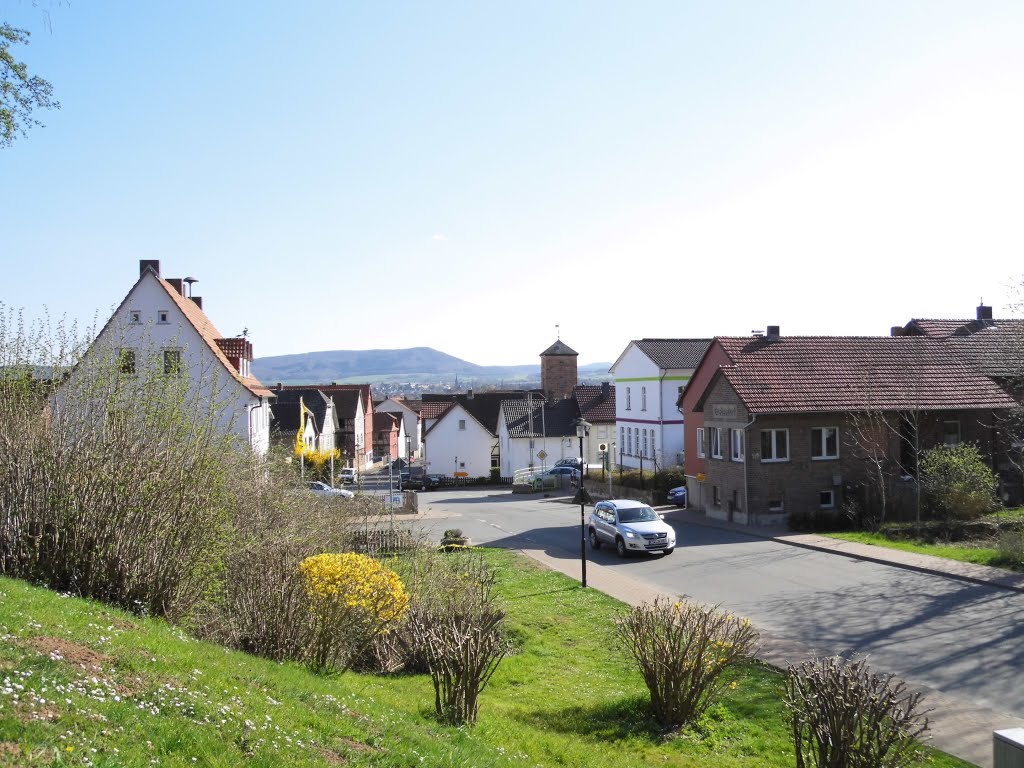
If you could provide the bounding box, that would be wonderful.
[615,537,628,558]
[662,547,674,555]
[588,528,601,550]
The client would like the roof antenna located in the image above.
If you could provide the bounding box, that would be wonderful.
[556,323,560,340]
[183,276,198,298]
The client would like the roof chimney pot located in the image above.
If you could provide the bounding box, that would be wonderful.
[766,325,780,338]
[977,304,993,321]
[890,326,904,336]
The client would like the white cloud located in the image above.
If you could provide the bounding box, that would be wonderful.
[432,233,448,242]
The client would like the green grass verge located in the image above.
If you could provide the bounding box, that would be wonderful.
[822,531,1023,572]
[0,549,972,767]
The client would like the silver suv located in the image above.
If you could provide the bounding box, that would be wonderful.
[588,499,676,557]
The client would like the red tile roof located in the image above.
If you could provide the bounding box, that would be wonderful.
[704,336,1017,414]
[158,278,272,398]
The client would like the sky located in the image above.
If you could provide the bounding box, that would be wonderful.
[2,1,1023,367]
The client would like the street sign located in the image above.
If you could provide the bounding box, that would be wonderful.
[537,450,547,460]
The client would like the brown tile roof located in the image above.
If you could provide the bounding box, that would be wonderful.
[373,412,400,430]
[574,384,615,422]
[540,340,578,356]
[419,401,453,420]
[904,318,1024,378]
[705,336,1017,414]
[157,278,273,398]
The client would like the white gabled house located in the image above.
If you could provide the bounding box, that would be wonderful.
[609,338,711,470]
[496,396,580,477]
[58,260,274,454]
[422,400,496,478]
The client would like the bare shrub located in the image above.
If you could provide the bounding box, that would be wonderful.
[0,315,237,621]
[997,529,1024,568]
[203,455,390,660]
[785,657,930,768]
[614,597,759,729]
[396,548,510,724]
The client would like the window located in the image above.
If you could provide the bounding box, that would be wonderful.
[458,419,466,431]
[731,428,745,461]
[118,348,136,375]
[642,429,648,457]
[819,490,835,509]
[620,427,625,456]
[641,386,647,411]
[634,428,640,457]
[943,420,961,446]
[157,310,169,324]
[712,485,721,507]
[651,432,656,459]
[811,427,839,460]
[129,310,141,324]
[627,429,632,455]
[696,428,706,458]
[162,349,181,375]
[626,387,631,410]
[710,427,723,459]
[768,498,784,512]
[760,429,789,462]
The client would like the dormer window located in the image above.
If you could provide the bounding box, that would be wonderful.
[158,311,169,324]
[129,310,141,324]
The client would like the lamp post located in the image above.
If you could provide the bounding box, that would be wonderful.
[572,417,592,588]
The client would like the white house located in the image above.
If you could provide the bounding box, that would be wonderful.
[422,401,496,478]
[609,339,711,470]
[58,260,274,454]
[374,396,421,460]
[496,396,580,476]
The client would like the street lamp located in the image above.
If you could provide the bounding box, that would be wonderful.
[571,417,592,588]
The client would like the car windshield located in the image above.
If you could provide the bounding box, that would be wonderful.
[617,506,658,523]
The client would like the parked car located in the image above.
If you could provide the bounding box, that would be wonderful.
[588,499,676,557]
[423,474,444,489]
[555,457,582,469]
[338,468,357,485]
[543,466,580,478]
[667,486,688,507]
[306,481,354,499]
[404,475,424,490]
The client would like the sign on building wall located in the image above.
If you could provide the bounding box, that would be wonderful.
[711,404,738,420]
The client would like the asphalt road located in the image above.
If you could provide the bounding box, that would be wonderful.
[413,487,1024,730]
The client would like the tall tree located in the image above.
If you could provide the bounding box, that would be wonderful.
[1,23,59,147]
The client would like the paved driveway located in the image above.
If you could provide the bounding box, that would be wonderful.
[413,488,1024,767]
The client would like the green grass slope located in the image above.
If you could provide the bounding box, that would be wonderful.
[0,550,972,767]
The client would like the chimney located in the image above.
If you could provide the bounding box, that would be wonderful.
[890,326,904,336]
[601,381,610,400]
[467,388,474,399]
[977,304,993,321]
[166,278,184,295]
[766,325,780,339]
[191,296,203,310]
[139,259,160,277]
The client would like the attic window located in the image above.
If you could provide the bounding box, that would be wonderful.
[157,310,169,324]
[129,310,141,324]
[163,349,182,375]
[458,419,466,431]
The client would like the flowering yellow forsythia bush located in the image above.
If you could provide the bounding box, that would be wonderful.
[614,597,759,728]
[298,553,409,673]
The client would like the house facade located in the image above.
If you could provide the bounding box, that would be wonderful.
[688,332,1018,524]
[59,260,273,454]
[609,339,711,470]
[375,396,421,460]
[496,396,578,476]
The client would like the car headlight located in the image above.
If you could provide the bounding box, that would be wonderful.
[623,530,638,538]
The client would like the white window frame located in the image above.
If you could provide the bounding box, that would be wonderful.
[768,498,785,512]
[129,310,141,324]
[641,386,647,411]
[157,310,170,324]
[625,386,631,410]
[642,429,648,457]
[760,429,789,462]
[811,426,839,460]
[162,348,181,375]
[696,427,705,458]
[731,428,745,462]
[710,427,723,459]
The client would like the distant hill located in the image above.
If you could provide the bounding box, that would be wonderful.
[252,347,611,386]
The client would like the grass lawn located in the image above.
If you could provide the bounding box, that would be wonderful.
[0,549,973,767]
[823,509,1024,572]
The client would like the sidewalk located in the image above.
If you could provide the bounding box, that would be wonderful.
[518,502,1024,768]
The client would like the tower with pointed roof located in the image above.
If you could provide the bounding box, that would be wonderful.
[540,339,578,401]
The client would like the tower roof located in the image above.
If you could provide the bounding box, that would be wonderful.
[540,340,578,357]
